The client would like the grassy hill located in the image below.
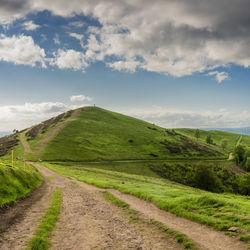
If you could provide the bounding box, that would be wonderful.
[176,128,250,152]
[19,106,226,161]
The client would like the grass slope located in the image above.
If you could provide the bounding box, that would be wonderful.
[0,160,42,206]
[176,128,250,152]
[30,107,224,161]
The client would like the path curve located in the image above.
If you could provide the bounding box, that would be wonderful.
[72,176,247,250]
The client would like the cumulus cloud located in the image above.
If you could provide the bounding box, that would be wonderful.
[1,1,250,76]
[70,94,92,102]
[121,106,250,129]
[207,71,229,83]
[50,49,88,71]
[0,34,46,67]
[68,32,84,47]
[22,20,40,30]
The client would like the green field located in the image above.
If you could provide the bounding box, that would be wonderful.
[43,161,250,242]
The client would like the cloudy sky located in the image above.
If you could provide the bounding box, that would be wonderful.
[0,0,250,131]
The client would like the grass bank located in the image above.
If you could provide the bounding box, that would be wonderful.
[26,187,62,250]
[43,162,250,243]
[0,159,42,206]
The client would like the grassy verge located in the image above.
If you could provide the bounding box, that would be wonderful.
[0,159,42,206]
[102,191,198,249]
[43,162,250,244]
[26,187,62,250]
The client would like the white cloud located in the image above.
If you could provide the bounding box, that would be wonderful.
[207,71,229,83]
[50,49,88,71]
[0,102,90,131]
[70,94,93,102]
[121,106,250,129]
[53,33,60,45]
[22,20,40,30]
[1,1,250,77]
[68,32,84,47]
[0,34,46,67]
[107,60,141,72]
[69,21,85,28]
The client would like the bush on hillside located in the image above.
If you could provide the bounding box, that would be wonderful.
[150,162,246,194]
[238,173,250,195]
[194,165,223,193]
[233,144,247,165]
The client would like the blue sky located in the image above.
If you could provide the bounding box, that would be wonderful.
[0,1,250,131]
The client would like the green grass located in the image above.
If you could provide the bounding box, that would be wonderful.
[26,187,62,250]
[102,191,198,249]
[102,191,129,208]
[0,159,42,206]
[24,106,224,161]
[43,162,250,243]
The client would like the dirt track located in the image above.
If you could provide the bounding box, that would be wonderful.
[0,164,186,250]
[0,163,247,250]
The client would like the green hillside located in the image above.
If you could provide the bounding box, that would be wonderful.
[176,128,250,151]
[23,107,225,161]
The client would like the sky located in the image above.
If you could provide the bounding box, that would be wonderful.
[0,0,250,132]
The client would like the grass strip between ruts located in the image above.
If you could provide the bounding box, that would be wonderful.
[102,191,199,249]
[26,187,62,250]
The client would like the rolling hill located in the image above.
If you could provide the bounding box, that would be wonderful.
[16,106,226,161]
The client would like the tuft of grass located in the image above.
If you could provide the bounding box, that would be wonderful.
[102,191,129,208]
[26,187,62,250]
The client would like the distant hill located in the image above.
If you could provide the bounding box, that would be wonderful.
[16,106,224,161]
[207,127,250,136]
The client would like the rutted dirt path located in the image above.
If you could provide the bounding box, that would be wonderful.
[1,163,247,250]
[0,178,56,249]
[36,164,183,250]
[72,178,247,250]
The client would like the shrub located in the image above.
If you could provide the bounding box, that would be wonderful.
[194,165,223,193]
[238,173,250,195]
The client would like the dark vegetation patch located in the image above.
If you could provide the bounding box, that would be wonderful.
[147,126,157,131]
[160,140,181,154]
[150,162,250,195]
[179,135,222,156]
[25,110,73,140]
[149,153,158,157]
[165,129,177,136]
[0,134,18,156]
